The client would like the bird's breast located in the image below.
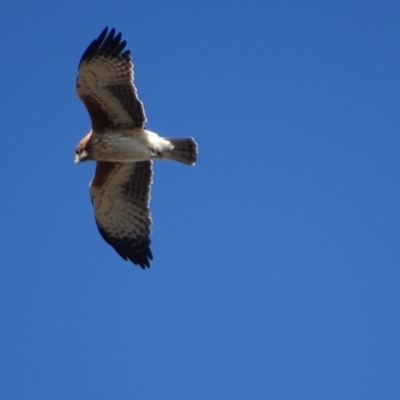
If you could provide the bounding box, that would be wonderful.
[91,130,151,162]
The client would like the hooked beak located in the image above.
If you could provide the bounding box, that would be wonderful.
[74,151,88,164]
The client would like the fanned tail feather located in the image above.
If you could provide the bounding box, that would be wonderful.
[168,138,198,165]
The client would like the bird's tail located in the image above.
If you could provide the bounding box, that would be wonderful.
[168,137,198,165]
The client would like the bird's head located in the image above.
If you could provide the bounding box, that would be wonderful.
[75,131,92,164]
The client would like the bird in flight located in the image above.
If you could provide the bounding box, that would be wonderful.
[75,27,198,269]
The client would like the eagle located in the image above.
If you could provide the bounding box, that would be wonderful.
[74,27,198,269]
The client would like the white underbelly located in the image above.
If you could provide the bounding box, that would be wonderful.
[93,132,150,162]
[92,129,172,162]
[106,136,151,161]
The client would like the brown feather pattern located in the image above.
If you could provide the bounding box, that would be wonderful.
[90,161,153,268]
[76,27,146,131]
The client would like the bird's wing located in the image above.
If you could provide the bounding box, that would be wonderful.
[90,160,153,268]
[76,27,146,131]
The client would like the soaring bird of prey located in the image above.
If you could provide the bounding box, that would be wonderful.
[74,27,198,269]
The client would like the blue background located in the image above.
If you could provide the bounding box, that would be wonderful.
[1,1,399,399]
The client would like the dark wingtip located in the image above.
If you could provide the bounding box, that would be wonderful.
[78,26,129,68]
[127,245,153,269]
[99,26,109,41]
[96,221,153,269]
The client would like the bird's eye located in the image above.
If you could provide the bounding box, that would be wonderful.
[75,148,81,155]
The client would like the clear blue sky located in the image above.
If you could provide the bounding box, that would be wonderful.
[1,1,399,399]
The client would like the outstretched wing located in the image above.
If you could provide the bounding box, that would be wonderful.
[76,27,146,131]
[90,161,153,268]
